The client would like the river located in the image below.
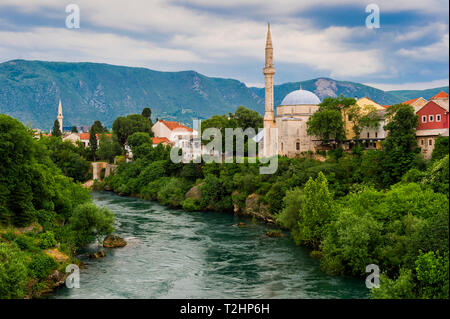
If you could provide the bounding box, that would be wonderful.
[52,191,368,299]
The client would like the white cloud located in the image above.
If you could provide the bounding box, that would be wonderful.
[396,34,449,61]
[0,27,202,67]
[365,78,449,91]
[0,0,447,83]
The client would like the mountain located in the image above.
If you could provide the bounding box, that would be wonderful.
[250,78,401,106]
[387,86,449,101]
[0,60,263,129]
[0,60,448,130]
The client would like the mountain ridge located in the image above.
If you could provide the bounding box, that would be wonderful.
[0,59,448,129]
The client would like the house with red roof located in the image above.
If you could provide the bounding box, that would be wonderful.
[152,120,201,161]
[415,92,449,158]
[402,97,428,112]
[151,137,173,147]
[79,132,112,147]
[430,91,449,101]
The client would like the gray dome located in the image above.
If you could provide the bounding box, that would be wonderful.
[280,89,321,105]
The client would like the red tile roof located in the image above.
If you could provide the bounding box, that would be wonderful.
[79,133,112,140]
[159,120,193,132]
[402,97,420,105]
[80,133,90,140]
[430,91,449,100]
[382,105,391,108]
[151,137,172,145]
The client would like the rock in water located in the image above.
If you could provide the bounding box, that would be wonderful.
[103,235,127,248]
[265,230,285,238]
[89,250,106,259]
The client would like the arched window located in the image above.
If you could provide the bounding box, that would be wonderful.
[296,142,300,151]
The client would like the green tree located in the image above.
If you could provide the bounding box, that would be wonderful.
[431,136,449,161]
[91,120,107,134]
[69,203,115,247]
[347,104,380,143]
[307,97,347,145]
[381,104,419,186]
[112,114,154,149]
[295,172,334,248]
[230,106,263,130]
[71,126,78,133]
[89,129,98,162]
[52,120,61,137]
[275,187,304,243]
[97,133,122,163]
[141,107,152,120]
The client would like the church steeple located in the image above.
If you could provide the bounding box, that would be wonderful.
[57,99,63,132]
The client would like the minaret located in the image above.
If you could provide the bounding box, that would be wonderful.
[57,99,63,132]
[263,23,276,156]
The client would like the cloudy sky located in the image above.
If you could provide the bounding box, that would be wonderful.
[0,0,448,90]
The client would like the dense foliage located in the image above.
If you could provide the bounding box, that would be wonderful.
[0,114,114,298]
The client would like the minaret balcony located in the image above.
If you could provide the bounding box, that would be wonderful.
[263,67,275,75]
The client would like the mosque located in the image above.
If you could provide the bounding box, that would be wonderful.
[261,24,321,157]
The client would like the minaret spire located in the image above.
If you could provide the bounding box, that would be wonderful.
[57,99,63,133]
[263,23,276,156]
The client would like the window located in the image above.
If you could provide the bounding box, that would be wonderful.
[437,114,441,122]
[429,115,434,122]
[296,142,300,151]
[375,132,378,138]
[429,139,433,146]
[281,143,283,151]
[367,132,370,138]
[422,115,427,123]
[421,139,424,145]
[348,115,353,121]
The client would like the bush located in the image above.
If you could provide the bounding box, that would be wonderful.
[181,198,202,211]
[15,234,39,252]
[157,177,189,207]
[0,243,29,298]
[27,253,58,279]
[68,203,115,247]
[38,231,57,249]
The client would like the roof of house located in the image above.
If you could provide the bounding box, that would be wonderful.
[430,91,449,100]
[159,120,193,132]
[80,133,112,140]
[151,137,172,145]
[402,97,421,105]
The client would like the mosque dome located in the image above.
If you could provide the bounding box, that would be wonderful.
[280,89,321,105]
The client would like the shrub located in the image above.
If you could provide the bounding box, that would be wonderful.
[38,231,57,249]
[15,234,39,252]
[0,243,29,299]
[28,253,58,279]
[157,177,189,207]
[181,198,201,211]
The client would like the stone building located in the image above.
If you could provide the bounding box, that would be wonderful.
[261,24,321,157]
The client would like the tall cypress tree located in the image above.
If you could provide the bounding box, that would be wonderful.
[89,127,98,162]
[52,119,62,137]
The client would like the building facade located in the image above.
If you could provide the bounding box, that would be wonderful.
[415,94,449,158]
[261,24,321,157]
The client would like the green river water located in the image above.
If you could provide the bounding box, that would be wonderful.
[52,191,368,299]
